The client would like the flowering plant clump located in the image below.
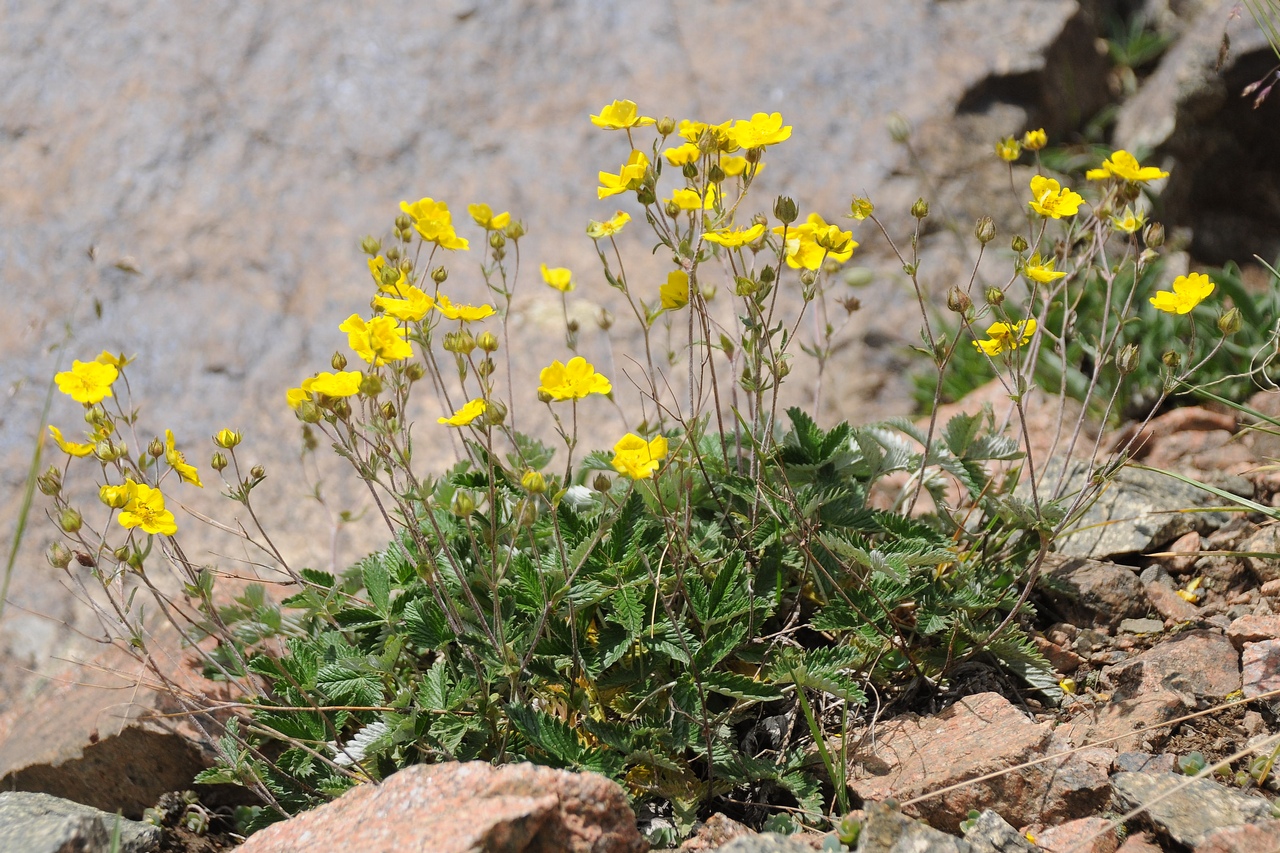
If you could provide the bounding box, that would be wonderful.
[42,100,1271,843]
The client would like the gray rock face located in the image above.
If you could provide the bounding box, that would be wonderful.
[1110,771,1274,848]
[0,1,1098,704]
[1041,556,1149,630]
[857,802,973,853]
[960,809,1036,853]
[716,833,821,853]
[0,791,160,853]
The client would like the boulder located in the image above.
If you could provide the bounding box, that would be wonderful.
[0,791,161,853]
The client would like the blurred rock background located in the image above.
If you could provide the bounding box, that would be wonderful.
[0,0,1274,711]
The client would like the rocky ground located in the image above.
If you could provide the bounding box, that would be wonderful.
[4,0,1280,852]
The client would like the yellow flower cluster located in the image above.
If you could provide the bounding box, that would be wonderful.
[610,433,668,480]
[772,213,857,271]
[400,197,469,251]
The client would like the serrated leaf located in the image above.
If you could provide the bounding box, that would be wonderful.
[316,663,383,706]
[702,670,783,702]
[403,597,449,649]
[362,560,391,617]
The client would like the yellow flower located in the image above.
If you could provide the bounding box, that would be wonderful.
[717,153,760,178]
[668,185,718,211]
[374,284,434,321]
[587,211,631,240]
[662,142,701,166]
[660,271,689,310]
[438,398,487,427]
[521,469,547,494]
[1109,206,1147,234]
[1022,253,1067,283]
[308,370,363,398]
[1086,150,1169,183]
[286,380,314,410]
[400,197,470,250]
[96,351,133,370]
[729,112,791,149]
[772,213,856,270]
[538,357,612,401]
[1022,128,1047,151]
[996,136,1022,162]
[55,359,118,405]
[1028,176,1083,219]
[610,433,669,480]
[118,481,177,536]
[703,223,765,248]
[972,319,1037,356]
[589,99,655,130]
[1150,272,1215,315]
[435,293,496,322]
[164,429,203,488]
[848,197,874,220]
[48,425,94,457]
[99,481,135,509]
[467,203,511,231]
[540,264,574,293]
[340,314,414,365]
[214,429,241,449]
[598,150,649,199]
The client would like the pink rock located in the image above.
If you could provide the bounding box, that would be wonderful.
[1228,615,1280,650]
[1242,640,1280,700]
[679,813,753,850]
[1034,635,1084,674]
[848,693,1109,830]
[1143,581,1200,624]
[1035,816,1119,853]
[236,762,647,853]
[1058,690,1188,753]
[1194,820,1280,853]
[1114,831,1163,853]
[1164,531,1202,575]
[1103,630,1240,701]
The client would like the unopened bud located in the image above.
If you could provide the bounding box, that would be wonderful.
[489,231,506,250]
[394,214,412,231]
[735,276,759,297]
[656,116,676,136]
[504,220,526,240]
[484,399,507,425]
[985,287,1005,306]
[774,196,798,225]
[593,473,612,492]
[886,113,911,143]
[745,147,762,165]
[47,542,72,570]
[404,362,426,382]
[975,216,997,245]
[947,287,972,314]
[385,246,401,262]
[444,331,477,354]
[664,201,681,218]
[911,198,929,219]
[360,236,381,256]
[451,491,476,518]
[1117,343,1140,375]
[477,358,495,378]
[1162,350,1181,369]
[331,351,348,370]
[681,163,699,181]
[95,439,126,462]
[398,258,413,275]
[1218,307,1242,336]
[398,227,413,243]
[85,405,106,425]
[214,429,241,449]
[59,507,82,533]
[210,452,228,472]
[1144,222,1165,248]
[148,438,164,458]
[250,465,266,480]
[1011,235,1029,253]
[597,308,614,331]
[776,359,792,379]
[113,547,129,562]
[566,319,580,334]
[360,373,383,396]
[521,470,547,494]
[431,266,448,284]
[296,400,322,423]
[332,399,351,419]
[707,163,726,184]
[759,266,776,284]
[800,270,818,287]
[477,331,499,352]
[379,402,396,421]
[635,186,656,206]
[516,496,538,526]
[37,466,62,496]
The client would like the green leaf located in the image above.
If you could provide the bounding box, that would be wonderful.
[508,431,555,471]
[316,663,384,707]
[403,597,449,649]
[362,560,391,617]
[701,670,783,702]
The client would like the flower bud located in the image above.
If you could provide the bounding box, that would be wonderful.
[974,216,996,245]
[484,399,507,425]
[985,287,1005,307]
[405,362,426,382]
[774,196,798,225]
[59,507,82,533]
[360,236,381,256]
[148,438,164,458]
[516,496,538,526]
[521,470,547,494]
[635,186,656,206]
[451,491,476,518]
[759,266,776,284]
[664,201,681,218]
[489,231,506,250]
[911,198,930,219]
[85,405,106,425]
[477,331,499,352]
[443,331,477,354]
[95,439,126,462]
[681,163,698,181]
[1117,343,1140,375]
[398,258,414,275]
[385,245,401,262]
[707,163,726,184]
[477,358,495,378]
[431,266,448,284]
[656,115,676,136]
[593,473,612,492]
[360,372,383,396]
[1218,307,1242,336]
[597,308,614,331]
[947,286,972,314]
[566,319,580,334]
[886,112,911,143]
[37,466,63,496]
[800,270,818,286]
[537,388,554,404]
[250,465,266,480]
[1144,222,1165,248]
[394,214,412,231]
[375,402,394,421]
[849,197,874,220]
[99,483,131,508]
[331,351,348,371]
[47,542,72,570]
[332,399,351,419]
[1162,350,1182,369]
[735,276,759,297]
[398,227,413,243]
[210,452,228,472]
[296,400,322,423]
[214,429,241,449]
[112,546,129,563]
[1011,235,1029,253]
[745,147,762,165]
[504,220,526,240]
[776,359,792,379]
